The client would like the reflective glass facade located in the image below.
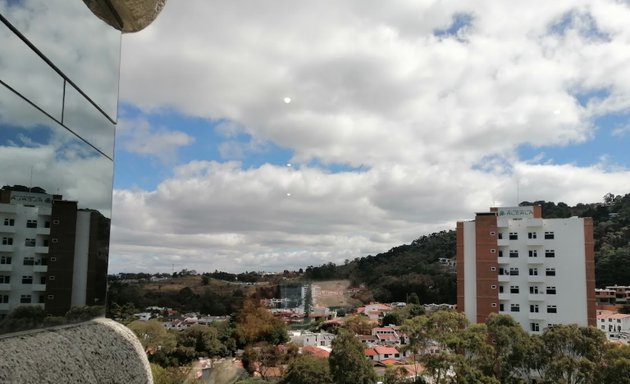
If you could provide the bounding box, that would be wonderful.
[0,0,121,333]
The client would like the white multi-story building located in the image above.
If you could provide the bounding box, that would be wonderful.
[0,187,109,318]
[597,311,630,339]
[457,206,595,333]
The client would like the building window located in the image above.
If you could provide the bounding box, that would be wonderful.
[51,238,59,244]
[510,267,519,276]
[2,237,13,245]
[511,304,520,312]
[509,232,518,240]
[3,218,15,226]
[498,233,503,239]
[529,268,538,276]
[0,256,11,265]
[491,303,497,307]
[0,295,8,303]
[546,286,557,295]
[530,304,539,313]
[24,238,36,247]
[490,231,496,236]
[509,250,519,258]
[510,286,519,294]
[490,267,496,271]
[53,219,60,225]
[547,305,557,313]
[20,295,32,304]
[499,304,504,311]
[544,231,555,240]
[26,219,37,228]
[498,250,504,257]
[490,249,496,254]
[50,257,57,262]
[44,221,50,228]
[529,249,538,257]
[499,285,504,293]
[49,276,56,281]
[528,232,537,239]
[0,275,10,284]
[530,323,540,332]
[529,286,539,294]
[23,257,35,266]
[22,276,33,284]
[491,285,497,289]
[545,250,555,258]
[47,295,54,300]
[545,268,556,276]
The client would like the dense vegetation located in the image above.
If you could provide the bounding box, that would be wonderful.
[304,230,457,304]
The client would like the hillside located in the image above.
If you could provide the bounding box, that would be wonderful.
[303,193,630,304]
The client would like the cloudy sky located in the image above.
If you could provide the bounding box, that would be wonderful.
[109,0,630,274]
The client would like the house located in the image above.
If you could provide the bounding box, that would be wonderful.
[371,325,408,345]
[364,346,402,363]
[300,331,336,347]
[357,303,394,321]
[597,312,630,339]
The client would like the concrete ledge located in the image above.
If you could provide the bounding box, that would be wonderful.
[0,318,153,384]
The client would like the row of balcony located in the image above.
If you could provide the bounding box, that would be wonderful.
[0,226,51,235]
[0,245,49,253]
[0,283,46,291]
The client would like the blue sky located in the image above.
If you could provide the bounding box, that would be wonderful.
[108,0,630,273]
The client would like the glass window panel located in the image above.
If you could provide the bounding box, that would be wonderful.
[0,0,121,118]
[62,86,116,159]
[0,22,64,122]
[0,75,113,334]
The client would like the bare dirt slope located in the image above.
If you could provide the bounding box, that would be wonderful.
[311,280,362,308]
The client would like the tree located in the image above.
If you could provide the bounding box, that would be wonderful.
[177,324,230,359]
[383,366,409,384]
[595,343,630,384]
[242,343,284,381]
[485,313,534,383]
[150,363,191,384]
[235,299,288,346]
[381,311,402,327]
[281,355,332,384]
[538,324,607,384]
[127,320,177,353]
[329,329,376,384]
[343,314,373,335]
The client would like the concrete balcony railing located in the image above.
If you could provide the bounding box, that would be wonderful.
[33,265,48,273]
[0,283,11,291]
[0,264,12,272]
[32,284,47,291]
[0,318,153,383]
[0,225,16,234]
[36,227,51,235]
[0,245,14,252]
[34,246,49,254]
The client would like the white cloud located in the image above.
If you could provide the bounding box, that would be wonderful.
[117,117,194,163]
[110,160,630,273]
[108,0,630,272]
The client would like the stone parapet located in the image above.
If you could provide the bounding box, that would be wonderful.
[0,318,152,384]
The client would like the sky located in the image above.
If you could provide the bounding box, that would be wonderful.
[109,0,630,274]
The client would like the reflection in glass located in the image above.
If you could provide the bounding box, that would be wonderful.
[0,1,120,334]
[0,0,122,119]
